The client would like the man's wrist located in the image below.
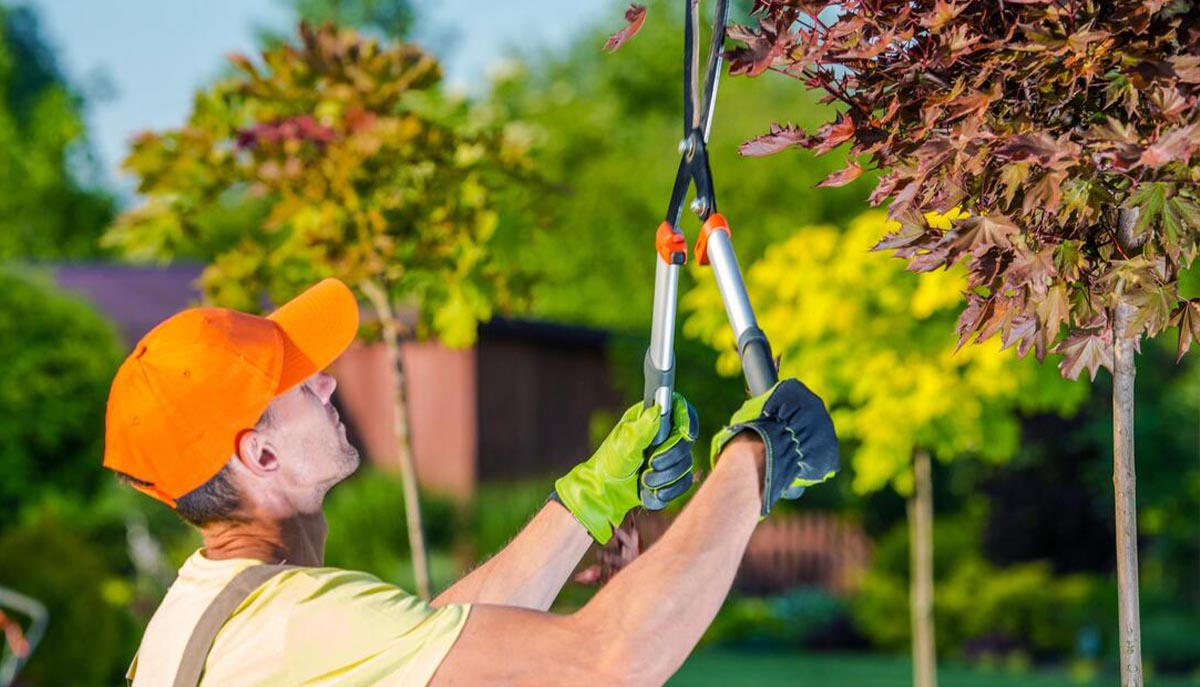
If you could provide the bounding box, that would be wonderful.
[723,433,767,484]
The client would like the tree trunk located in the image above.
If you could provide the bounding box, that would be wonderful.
[908,448,937,687]
[1113,304,1142,687]
[361,280,432,600]
[1113,209,1143,687]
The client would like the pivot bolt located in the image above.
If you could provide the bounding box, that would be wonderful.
[690,197,709,216]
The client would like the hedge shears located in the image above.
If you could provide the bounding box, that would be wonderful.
[641,0,778,509]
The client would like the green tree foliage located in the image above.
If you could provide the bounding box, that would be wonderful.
[284,0,415,39]
[486,0,865,331]
[685,210,1087,493]
[0,270,124,513]
[0,4,114,259]
[106,23,528,348]
[731,0,1200,377]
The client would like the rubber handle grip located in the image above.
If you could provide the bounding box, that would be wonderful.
[738,327,777,397]
[642,347,675,447]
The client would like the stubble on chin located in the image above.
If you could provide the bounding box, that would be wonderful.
[337,442,361,478]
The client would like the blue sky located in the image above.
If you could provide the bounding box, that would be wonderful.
[29,0,611,191]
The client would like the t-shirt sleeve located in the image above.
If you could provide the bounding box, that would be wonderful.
[278,569,470,687]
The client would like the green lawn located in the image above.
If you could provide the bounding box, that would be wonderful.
[669,650,1200,687]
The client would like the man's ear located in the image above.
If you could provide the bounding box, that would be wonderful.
[235,429,280,476]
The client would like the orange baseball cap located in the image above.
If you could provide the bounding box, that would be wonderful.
[103,278,360,507]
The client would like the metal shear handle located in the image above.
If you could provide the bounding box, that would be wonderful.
[643,0,778,468]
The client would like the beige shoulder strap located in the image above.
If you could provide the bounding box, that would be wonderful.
[172,564,299,687]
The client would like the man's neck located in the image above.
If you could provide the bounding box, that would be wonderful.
[201,511,328,567]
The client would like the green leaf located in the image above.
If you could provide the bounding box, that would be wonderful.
[1129,182,1168,237]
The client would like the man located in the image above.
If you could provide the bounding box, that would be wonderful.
[106,278,837,686]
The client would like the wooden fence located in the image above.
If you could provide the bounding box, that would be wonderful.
[634,511,872,596]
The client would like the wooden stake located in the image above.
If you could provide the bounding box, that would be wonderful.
[909,448,937,687]
[362,279,432,600]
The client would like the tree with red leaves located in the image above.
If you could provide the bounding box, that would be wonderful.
[728,2,1199,686]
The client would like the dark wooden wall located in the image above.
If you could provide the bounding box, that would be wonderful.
[475,320,623,482]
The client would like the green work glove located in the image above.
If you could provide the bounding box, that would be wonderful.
[555,393,698,544]
[711,378,839,517]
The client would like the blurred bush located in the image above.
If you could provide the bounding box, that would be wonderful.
[324,471,566,594]
[323,468,460,583]
[470,479,554,560]
[852,515,1106,661]
[0,270,123,514]
[0,509,134,686]
[1141,610,1200,674]
[701,589,854,651]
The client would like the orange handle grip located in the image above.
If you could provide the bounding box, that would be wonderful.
[656,222,688,265]
[696,213,730,266]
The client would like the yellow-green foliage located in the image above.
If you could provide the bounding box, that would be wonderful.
[684,211,1088,494]
[106,24,529,347]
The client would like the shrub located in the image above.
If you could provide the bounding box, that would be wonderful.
[702,596,788,649]
[0,511,133,686]
[702,589,853,650]
[1141,610,1200,674]
[0,270,124,513]
[852,516,1105,660]
[470,479,555,561]
[322,468,460,583]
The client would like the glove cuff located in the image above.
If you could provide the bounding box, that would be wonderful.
[554,473,616,545]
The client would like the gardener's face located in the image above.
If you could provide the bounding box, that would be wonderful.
[255,372,361,498]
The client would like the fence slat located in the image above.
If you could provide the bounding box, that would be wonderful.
[634,511,873,595]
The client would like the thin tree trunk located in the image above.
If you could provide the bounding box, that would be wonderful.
[909,448,937,687]
[1114,209,1143,687]
[361,279,432,600]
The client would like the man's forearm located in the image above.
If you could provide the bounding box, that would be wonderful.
[577,435,763,687]
[432,501,592,609]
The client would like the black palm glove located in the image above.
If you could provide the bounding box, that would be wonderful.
[639,397,698,510]
[710,378,838,517]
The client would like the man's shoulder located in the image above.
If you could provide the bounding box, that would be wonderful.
[271,565,384,590]
[249,565,438,624]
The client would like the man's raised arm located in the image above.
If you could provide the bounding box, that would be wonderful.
[429,379,839,687]
[432,395,697,610]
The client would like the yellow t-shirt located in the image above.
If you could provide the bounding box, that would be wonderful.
[128,551,469,687]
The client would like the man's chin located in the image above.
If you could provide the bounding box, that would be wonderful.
[337,446,362,480]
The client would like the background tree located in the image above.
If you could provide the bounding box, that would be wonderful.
[0,3,114,259]
[486,0,866,332]
[473,0,875,458]
[282,0,415,39]
[105,23,530,599]
[684,210,1088,687]
[728,3,1199,684]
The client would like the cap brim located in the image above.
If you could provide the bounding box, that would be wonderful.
[267,278,360,394]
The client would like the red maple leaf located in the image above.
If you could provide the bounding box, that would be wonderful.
[1055,328,1113,381]
[1137,124,1198,170]
[811,113,856,156]
[817,160,864,187]
[1172,300,1200,362]
[603,4,648,53]
[739,123,810,157]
